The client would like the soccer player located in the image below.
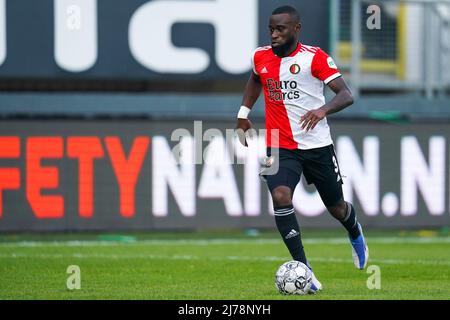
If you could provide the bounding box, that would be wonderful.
[236,5,369,293]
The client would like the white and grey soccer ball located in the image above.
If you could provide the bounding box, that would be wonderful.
[275,260,312,295]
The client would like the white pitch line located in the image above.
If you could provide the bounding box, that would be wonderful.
[0,236,449,248]
[0,252,449,266]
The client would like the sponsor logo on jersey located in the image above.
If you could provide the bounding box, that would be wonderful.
[289,64,300,74]
[266,78,301,101]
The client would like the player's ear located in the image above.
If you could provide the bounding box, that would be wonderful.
[296,23,302,33]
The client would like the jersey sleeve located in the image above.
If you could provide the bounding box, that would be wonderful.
[311,48,341,84]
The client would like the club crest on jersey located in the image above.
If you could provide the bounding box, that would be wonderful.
[289,64,300,74]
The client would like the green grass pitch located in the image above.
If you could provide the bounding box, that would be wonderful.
[0,229,449,300]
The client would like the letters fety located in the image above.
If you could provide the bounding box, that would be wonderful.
[0,137,20,217]
[0,136,149,218]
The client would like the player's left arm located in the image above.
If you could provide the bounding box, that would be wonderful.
[300,77,354,131]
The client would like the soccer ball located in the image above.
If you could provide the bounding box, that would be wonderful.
[275,260,312,295]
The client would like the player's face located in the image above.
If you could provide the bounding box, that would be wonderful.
[269,13,300,56]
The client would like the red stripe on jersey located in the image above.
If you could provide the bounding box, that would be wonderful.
[262,56,297,150]
[303,46,317,54]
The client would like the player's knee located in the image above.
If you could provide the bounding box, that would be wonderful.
[326,199,347,220]
[271,186,292,207]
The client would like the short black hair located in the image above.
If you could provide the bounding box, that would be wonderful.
[271,5,300,24]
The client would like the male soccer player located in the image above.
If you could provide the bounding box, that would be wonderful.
[236,6,369,293]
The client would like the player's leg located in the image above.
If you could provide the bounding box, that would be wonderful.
[263,149,322,293]
[269,175,323,292]
[302,145,369,269]
[327,200,361,240]
[266,167,307,265]
[324,199,368,270]
[262,149,306,264]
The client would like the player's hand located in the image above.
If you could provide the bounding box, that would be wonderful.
[299,108,327,132]
[236,118,253,147]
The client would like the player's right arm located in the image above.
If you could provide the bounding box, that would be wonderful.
[236,71,262,146]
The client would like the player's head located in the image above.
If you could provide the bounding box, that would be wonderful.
[269,6,301,56]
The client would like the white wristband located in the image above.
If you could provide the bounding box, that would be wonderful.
[237,106,251,119]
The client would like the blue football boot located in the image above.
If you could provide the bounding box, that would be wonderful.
[349,222,369,270]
